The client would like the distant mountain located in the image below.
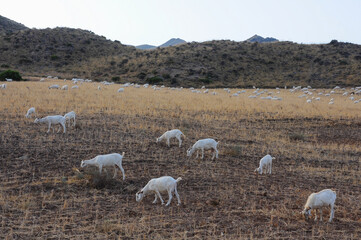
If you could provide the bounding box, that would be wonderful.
[135,38,186,50]
[136,44,157,50]
[159,38,186,48]
[0,15,28,35]
[246,34,278,43]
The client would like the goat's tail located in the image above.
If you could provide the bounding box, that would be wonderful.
[176,177,182,183]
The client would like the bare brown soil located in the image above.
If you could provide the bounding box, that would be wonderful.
[1,111,360,239]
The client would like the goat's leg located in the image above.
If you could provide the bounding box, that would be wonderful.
[47,123,51,133]
[329,204,334,222]
[73,117,76,127]
[167,138,170,147]
[215,148,219,158]
[117,163,125,180]
[314,209,318,221]
[113,165,117,178]
[201,148,204,159]
[152,194,158,204]
[61,122,66,133]
[98,165,103,175]
[320,209,323,221]
[165,190,173,206]
[174,186,181,205]
[177,136,182,147]
[155,190,164,205]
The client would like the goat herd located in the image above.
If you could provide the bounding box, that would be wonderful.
[24,106,337,223]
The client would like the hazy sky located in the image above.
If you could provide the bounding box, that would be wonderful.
[1,0,360,46]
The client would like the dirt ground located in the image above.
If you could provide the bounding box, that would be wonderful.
[0,110,360,239]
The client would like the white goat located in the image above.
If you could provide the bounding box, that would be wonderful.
[0,84,6,89]
[25,107,36,118]
[71,85,79,89]
[301,189,336,222]
[187,138,219,160]
[156,129,185,147]
[61,85,68,90]
[254,154,274,174]
[136,176,182,206]
[64,111,76,127]
[117,88,124,92]
[48,85,59,89]
[80,152,125,180]
[34,115,66,133]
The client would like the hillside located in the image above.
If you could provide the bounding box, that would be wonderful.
[0,27,136,75]
[0,16,360,87]
[79,39,361,87]
[0,15,28,35]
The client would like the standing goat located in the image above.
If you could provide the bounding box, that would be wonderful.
[25,107,36,118]
[136,176,182,206]
[301,189,336,222]
[80,152,125,180]
[254,154,274,174]
[187,138,219,160]
[156,129,185,147]
[34,115,66,133]
[64,111,76,127]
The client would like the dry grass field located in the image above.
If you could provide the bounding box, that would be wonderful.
[0,80,360,239]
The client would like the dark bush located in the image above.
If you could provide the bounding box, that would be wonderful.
[147,76,163,84]
[111,76,120,82]
[0,70,23,81]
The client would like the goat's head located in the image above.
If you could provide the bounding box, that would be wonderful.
[136,191,144,202]
[186,147,193,157]
[301,207,311,220]
[80,160,87,168]
[254,167,261,174]
[34,118,39,123]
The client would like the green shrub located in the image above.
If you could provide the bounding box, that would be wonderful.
[0,70,23,81]
[50,55,60,61]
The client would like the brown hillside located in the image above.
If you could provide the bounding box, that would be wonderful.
[0,27,135,76]
[0,26,360,87]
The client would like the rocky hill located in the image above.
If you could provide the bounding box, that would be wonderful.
[0,16,360,87]
[246,35,279,43]
[0,15,28,35]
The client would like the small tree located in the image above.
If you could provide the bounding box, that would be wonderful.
[0,70,23,81]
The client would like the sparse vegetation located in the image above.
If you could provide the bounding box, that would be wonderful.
[0,81,360,238]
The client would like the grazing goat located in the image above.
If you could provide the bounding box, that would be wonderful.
[61,85,68,90]
[34,115,66,133]
[25,107,36,118]
[48,85,59,89]
[254,154,274,174]
[301,189,336,222]
[81,153,125,180]
[187,138,219,160]
[136,176,182,206]
[156,129,185,147]
[64,111,76,127]
[117,88,124,92]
